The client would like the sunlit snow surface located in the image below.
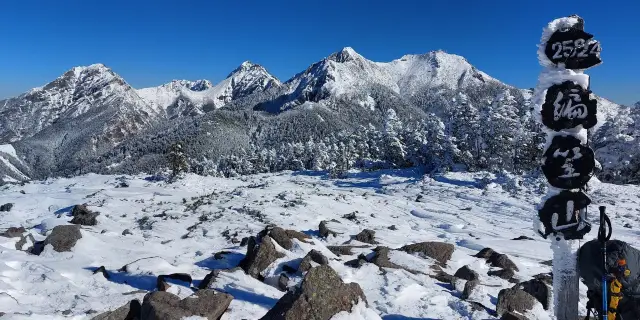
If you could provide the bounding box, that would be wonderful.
[1,170,639,319]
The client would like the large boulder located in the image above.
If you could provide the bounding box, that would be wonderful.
[44,225,82,252]
[1,226,26,238]
[239,236,286,279]
[399,242,454,265]
[353,229,377,244]
[461,279,480,300]
[488,268,516,280]
[260,226,311,250]
[70,205,99,226]
[260,265,367,320]
[298,250,329,273]
[496,287,537,317]
[475,248,519,271]
[140,289,233,320]
[91,299,141,320]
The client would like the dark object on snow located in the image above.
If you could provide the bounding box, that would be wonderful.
[259,265,366,320]
[70,204,99,226]
[578,239,640,320]
[0,226,26,238]
[0,203,13,212]
[240,237,250,246]
[541,135,595,190]
[488,269,516,280]
[543,22,602,70]
[342,212,358,222]
[239,235,286,279]
[353,229,378,244]
[299,250,329,273]
[624,223,633,229]
[144,175,166,182]
[541,81,598,131]
[344,255,368,269]
[157,273,192,292]
[537,190,591,240]
[454,265,479,281]
[326,246,353,256]
[400,242,454,265]
[511,236,534,241]
[415,195,423,202]
[91,299,141,320]
[388,225,397,231]
[496,287,537,317]
[199,270,220,290]
[475,248,519,272]
[122,229,132,236]
[431,271,454,283]
[15,233,36,251]
[140,289,232,320]
[260,226,311,250]
[93,266,111,280]
[319,221,337,238]
[45,225,82,252]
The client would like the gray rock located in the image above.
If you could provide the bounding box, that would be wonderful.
[157,273,192,291]
[496,287,537,317]
[122,229,132,236]
[91,299,141,320]
[344,256,368,269]
[239,235,286,279]
[15,233,36,251]
[488,268,516,280]
[278,273,289,291]
[70,204,99,226]
[515,279,550,310]
[400,242,454,265]
[461,279,480,300]
[431,271,454,283]
[319,221,337,238]
[240,237,250,246]
[353,229,377,244]
[370,246,403,270]
[1,226,26,238]
[260,265,367,320]
[140,289,232,320]
[454,265,479,281]
[198,270,220,290]
[0,203,13,212]
[299,250,329,273]
[474,248,496,259]
[489,253,519,272]
[44,225,82,252]
[388,225,397,230]
[326,246,353,256]
[261,226,311,250]
[511,236,534,241]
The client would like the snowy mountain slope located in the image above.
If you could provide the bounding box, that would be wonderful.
[1,170,639,319]
[0,144,29,183]
[266,47,501,111]
[137,61,281,118]
[0,64,158,143]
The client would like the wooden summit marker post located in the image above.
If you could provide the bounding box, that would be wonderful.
[532,15,603,320]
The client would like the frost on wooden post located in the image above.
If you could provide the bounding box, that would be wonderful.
[533,14,602,320]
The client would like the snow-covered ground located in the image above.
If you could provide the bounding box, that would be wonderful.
[1,169,639,319]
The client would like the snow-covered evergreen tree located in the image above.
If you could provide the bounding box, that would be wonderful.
[383,109,408,167]
[167,142,189,181]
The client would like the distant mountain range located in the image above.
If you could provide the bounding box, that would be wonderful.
[0,47,638,184]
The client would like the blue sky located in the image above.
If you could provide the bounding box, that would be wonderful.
[0,0,638,105]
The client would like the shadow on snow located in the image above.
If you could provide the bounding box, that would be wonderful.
[220,284,280,309]
[195,252,245,270]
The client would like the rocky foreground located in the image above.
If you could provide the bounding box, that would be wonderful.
[1,171,639,319]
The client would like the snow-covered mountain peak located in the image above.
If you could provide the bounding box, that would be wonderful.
[328,47,364,63]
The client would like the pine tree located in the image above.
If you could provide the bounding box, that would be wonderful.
[383,109,408,167]
[167,142,189,181]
